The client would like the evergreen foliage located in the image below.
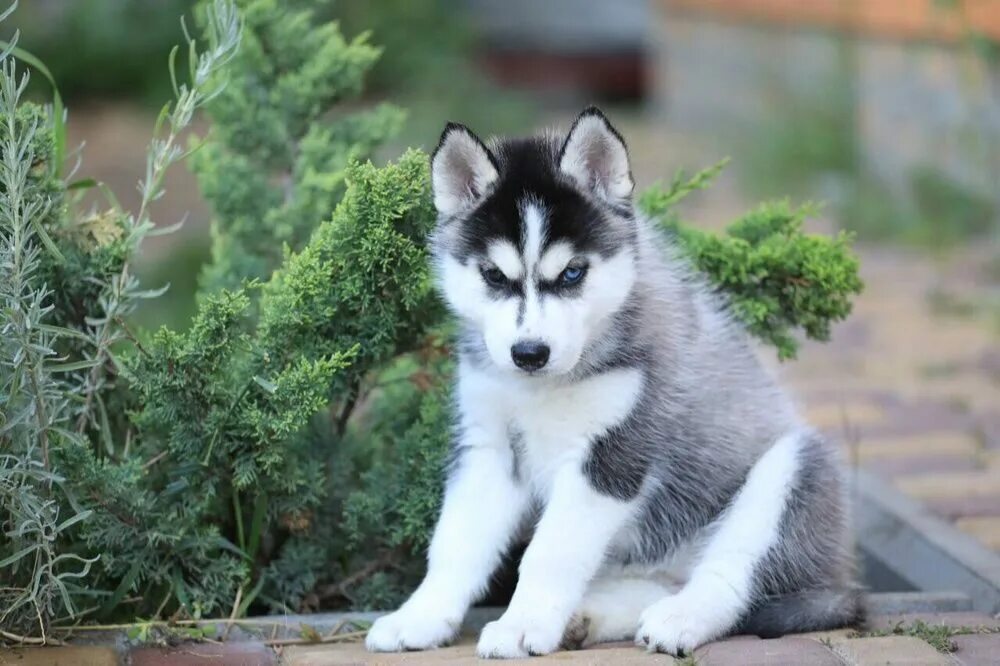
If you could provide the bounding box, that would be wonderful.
[641,161,863,359]
[194,0,405,292]
[0,0,863,640]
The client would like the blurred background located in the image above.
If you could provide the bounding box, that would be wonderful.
[15,0,1000,554]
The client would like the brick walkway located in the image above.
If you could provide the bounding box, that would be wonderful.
[280,620,998,665]
[10,608,1000,665]
[783,245,1000,552]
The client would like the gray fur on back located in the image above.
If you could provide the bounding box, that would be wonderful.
[577,220,858,627]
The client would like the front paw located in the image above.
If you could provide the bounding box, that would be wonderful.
[635,593,727,657]
[477,616,564,659]
[365,607,459,652]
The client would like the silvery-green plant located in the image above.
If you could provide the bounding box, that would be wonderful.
[73,0,241,442]
[0,0,242,637]
[0,1,95,639]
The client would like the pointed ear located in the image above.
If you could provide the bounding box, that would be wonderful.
[431,122,499,216]
[558,106,634,202]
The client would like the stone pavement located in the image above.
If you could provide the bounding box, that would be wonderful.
[277,618,999,665]
[7,607,1000,665]
[780,245,1000,554]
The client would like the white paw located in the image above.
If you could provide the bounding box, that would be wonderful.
[635,593,727,656]
[365,607,459,652]
[477,615,564,659]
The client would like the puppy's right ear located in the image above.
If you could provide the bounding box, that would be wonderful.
[431,123,498,216]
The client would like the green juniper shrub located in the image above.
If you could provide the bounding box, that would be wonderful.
[193,0,405,293]
[0,0,864,638]
[641,162,864,360]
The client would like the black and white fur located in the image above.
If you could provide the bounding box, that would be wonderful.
[366,107,862,658]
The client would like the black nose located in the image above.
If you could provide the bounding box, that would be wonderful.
[511,341,550,371]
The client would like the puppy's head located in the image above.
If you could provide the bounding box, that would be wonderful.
[430,107,638,377]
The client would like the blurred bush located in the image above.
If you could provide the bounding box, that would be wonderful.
[331,0,537,141]
[739,45,858,199]
[16,0,535,139]
[16,0,196,102]
[910,165,996,246]
[738,45,998,250]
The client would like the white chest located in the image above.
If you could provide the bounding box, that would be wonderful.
[458,365,644,496]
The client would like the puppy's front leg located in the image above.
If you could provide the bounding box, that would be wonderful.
[366,443,529,652]
[477,464,635,658]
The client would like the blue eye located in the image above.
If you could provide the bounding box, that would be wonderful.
[559,265,586,286]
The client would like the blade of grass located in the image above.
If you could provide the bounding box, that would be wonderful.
[28,215,64,263]
[247,492,266,562]
[99,559,141,617]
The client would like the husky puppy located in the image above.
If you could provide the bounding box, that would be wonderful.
[366,107,861,658]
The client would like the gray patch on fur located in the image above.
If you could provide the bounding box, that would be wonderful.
[567,226,801,564]
[736,431,864,635]
[738,588,865,637]
[507,425,526,483]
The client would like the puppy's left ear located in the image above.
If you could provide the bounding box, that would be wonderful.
[558,106,634,202]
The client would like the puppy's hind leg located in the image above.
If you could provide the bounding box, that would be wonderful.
[563,577,673,649]
[637,430,807,656]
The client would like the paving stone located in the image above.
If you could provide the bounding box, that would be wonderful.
[955,517,1000,550]
[895,471,1000,500]
[131,642,276,666]
[900,376,999,414]
[926,495,1000,520]
[797,628,856,643]
[864,455,978,478]
[281,640,670,665]
[695,635,839,665]
[830,635,952,665]
[794,386,899,408]
[855,433,980,461]
[0,646,120,666]
[867,612,1000,632]
[867,591,973,614]
[848,421,974,444]
[952,632,1000,666]
[807,403,887,430]
[978,412,1000,450]
[982,450,1000,470]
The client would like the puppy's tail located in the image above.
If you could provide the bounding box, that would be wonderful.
[737,588,866,638]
